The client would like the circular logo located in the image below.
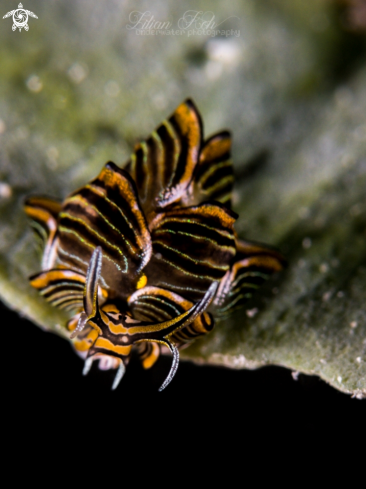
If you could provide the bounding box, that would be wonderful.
[13,9,28,29]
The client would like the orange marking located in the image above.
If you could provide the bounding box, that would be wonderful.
[171,100,202,182]
[67,316,79,332]
[24,207,57,232]
[25,197,61,216]
[142,342,160,370]
[101,304,120,314]
[96,164,151,255]
[73,328,98,352]
[200,133,231,163]
[136,274,148,290]
[236,238,285,263]
[94,337,132,356]
[237,255,284,272]
[30,269,85,289]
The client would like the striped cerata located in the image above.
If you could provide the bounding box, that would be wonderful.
[24,99,285,391]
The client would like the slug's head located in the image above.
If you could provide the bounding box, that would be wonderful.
[71,246,217,391]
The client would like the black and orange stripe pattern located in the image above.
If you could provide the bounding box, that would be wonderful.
[57,162,152,297]
[29,269,85,311]
[214,239,285,317]
[188,131,234,207]
[125,99,202,220]
[147,202,237,302]
[24,197,61,270]
[24,99,285,391]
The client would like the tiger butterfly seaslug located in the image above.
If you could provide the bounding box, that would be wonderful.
[24,99,285,391]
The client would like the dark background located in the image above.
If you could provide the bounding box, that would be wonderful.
[2,300,364,440]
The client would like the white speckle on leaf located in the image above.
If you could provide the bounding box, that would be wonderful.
[26,75,43,93]
[209,353,260,370]
[337,376,342,383]
[319,263,329,273]
[356,357,362,364]
[351,390,365,400]
[0,183,12,199]
[350,321,358,329]
[68,63,88,84]
[302,237,312,249]
[246,308,258,318]
[322,291,331,302]
[206,39,242,64]
[320,358,327,364]
[292,371,300,380]
[231,355,247,367]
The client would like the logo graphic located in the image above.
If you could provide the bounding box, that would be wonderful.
[3,3,38,31]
